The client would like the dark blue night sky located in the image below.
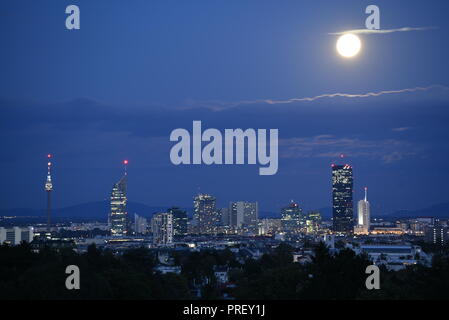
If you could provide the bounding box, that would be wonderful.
[1,0,449,214]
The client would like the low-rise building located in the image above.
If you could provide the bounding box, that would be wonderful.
[0,226,34,245]
[354,244,429,271]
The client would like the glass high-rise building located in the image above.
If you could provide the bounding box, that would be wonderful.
[168,207,188,236]
[332,164,354,234]
[229,201,259,229]
[281,201,302,234]
[110,175,128,236]
[194,194,219,234]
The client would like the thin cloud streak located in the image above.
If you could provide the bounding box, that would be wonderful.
[192,85,449,110]
[262,85,446,104]
[392,127,412,132]
[329,26,438,35]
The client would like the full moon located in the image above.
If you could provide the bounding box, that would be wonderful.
[336,33,361,58]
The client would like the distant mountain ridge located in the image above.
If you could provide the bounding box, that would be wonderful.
[387,202,449,219]
[0,201,191,220]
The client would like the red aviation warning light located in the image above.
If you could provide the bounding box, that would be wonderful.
[47,154,53,168]
[123,159,129,175]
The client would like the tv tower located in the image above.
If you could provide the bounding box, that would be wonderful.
[45,154,53,232]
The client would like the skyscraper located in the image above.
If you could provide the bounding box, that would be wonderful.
[357,187,370,234]
[332,164,354,234]
[194,194,219,234]
[168,207,188,236]
[243,202,258,229]
[230,202,244,228]
[44,154,53,232]
[229,201,259,229]
[151,212,173,245]
[281,201,302,234]
[110,161,129,237]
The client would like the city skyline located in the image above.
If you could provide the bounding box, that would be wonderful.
[29,154,447,221]
[41,155,370,220]
[1,1,449,215]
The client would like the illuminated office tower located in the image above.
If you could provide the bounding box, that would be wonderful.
[194,194,219,234]
[281,201,302,233]
[357,187,370,234]
[44,154,53,232]
[230,202,244,228]
[168,207,188,236]
[243,202,258,228]
[151,212,173,245]
[332,164,354,234]
[110,160,129,236]
[229,201,259,229]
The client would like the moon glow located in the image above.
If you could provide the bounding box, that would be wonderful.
[336,33,361,58]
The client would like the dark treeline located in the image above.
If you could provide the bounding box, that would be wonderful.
[0,243,189,299]
[1,242,449,300]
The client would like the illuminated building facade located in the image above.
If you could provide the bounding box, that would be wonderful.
[151,212,173,245]
[425,220,448,246]
[110,175,128,236]
[332,164,354,234]
[356,187,370,234]
[258,218,282,236]
[306,211,322,233]
[0,227,34,245]
[194,194,219,234]
[229,201,259,229]
[243,202,258,229]
[168,207,188,236]
[281,201,303,233]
